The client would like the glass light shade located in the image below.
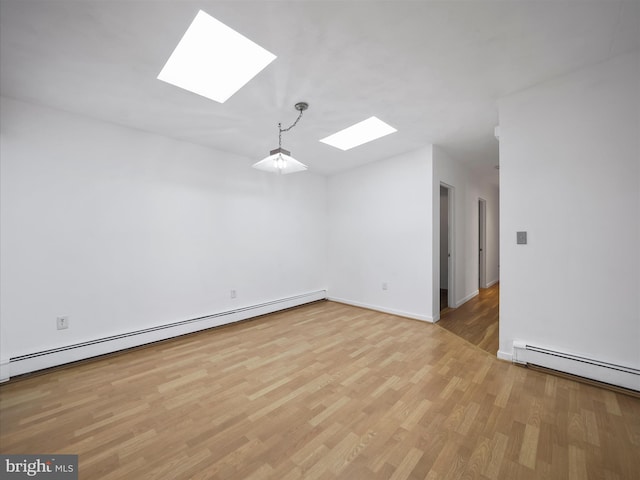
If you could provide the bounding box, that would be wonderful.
[252,148,308,174]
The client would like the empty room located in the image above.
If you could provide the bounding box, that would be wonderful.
[1,1,638,479]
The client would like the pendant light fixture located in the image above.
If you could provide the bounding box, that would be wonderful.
[253,102,309,174]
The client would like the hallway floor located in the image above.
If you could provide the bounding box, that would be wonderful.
[438,283,499,355]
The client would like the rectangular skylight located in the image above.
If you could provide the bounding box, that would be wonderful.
[157,10,276,103]
[319,116,397,150]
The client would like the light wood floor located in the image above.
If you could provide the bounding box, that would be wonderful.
[1,300,639,479]
[438,284,499,355]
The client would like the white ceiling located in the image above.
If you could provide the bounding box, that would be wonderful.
[1,1,638,178]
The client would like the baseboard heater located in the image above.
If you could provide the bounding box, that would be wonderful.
[5,290,327,381]
[512,341,640,392]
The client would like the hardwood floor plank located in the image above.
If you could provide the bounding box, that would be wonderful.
[482,432,509,480]
[568,444,588,480]
[518,423,539,469]
[388,447,422,480]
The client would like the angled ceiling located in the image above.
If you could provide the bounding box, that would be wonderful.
[1,1,638,178]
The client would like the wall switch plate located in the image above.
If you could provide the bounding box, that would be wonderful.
[230,289,237,299]
[382,282,388,291]
[517,231,527,244]
[56,316,69,330]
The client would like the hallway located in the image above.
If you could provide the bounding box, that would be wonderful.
[438,283,499,355]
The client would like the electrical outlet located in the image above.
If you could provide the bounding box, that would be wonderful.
[56,316,69,330]
[230,289,237,299]
[382,282,388,291]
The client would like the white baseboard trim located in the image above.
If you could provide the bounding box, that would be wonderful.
[327,297,434,323]
[455,290,479,308]
[7,290,327,380]
[485,278,499,288]
[497,350,512,362]
[0,358,10,383]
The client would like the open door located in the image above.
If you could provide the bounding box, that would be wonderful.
[478,198,487,289]
[440,184,455,311]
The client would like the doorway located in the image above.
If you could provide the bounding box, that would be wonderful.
[440,184,454,312]
[478,198,487,289]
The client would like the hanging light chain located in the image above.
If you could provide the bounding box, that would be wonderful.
[278,105,306,149]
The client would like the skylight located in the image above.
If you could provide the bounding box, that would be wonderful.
[157,10,276,103]
[319,116,397,151]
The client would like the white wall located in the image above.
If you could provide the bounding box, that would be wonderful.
[0,97,327,366]
[432,146,500,319]
[498,52,640,375]
[327,147,434,321]
[486,187,500,287]
[0,98,502,377]
[326,144,498,323]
